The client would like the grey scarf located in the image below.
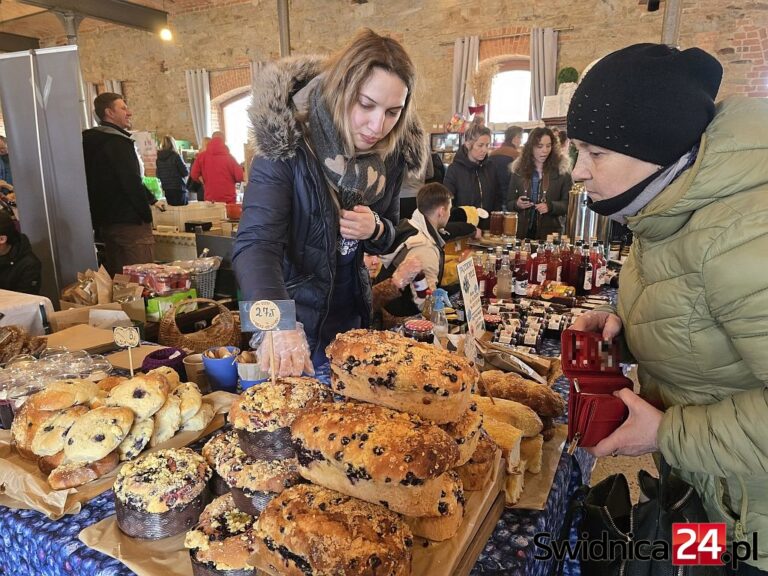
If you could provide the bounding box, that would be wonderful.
[307,85,387,211]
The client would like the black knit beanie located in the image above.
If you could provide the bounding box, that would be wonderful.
[567,43,723,166]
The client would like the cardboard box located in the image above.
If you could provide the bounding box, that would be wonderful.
[53,300,146,331]
[45,324,117,354]
[145,288,197,322]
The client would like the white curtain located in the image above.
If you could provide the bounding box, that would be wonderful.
[85,82,99,127]
[529,27,559,120]
[104,79,123,95]
[250,60,265,88]
[451,36,479,117]
[185,69,211,148]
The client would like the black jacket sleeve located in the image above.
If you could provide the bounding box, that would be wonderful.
[232,156,294,301]
[176,152,189,179]
[547,172,572,216]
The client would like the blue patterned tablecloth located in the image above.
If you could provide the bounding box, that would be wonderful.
[0,332,598,576]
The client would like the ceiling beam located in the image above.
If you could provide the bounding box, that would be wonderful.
[18,0,168,34]
[0,31,41,52]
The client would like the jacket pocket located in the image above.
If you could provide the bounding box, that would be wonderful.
[285,273,314,292]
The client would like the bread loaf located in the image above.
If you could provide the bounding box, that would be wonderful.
[11,402,53,460]
[326,329,475,424]
[48,451,119,490]
[30,405,89,456]
[439,402,482,467]
[291,402,460,517]
[481,419,523,474]
[505,471,525,506]
[63,406,134,464]
[402,471,465,541]
[520,435,544,474]
[252,483,413,576]
[471,394,543,437]
[455,431,499,491]
[27,379,98,411]
[479,370,565,418]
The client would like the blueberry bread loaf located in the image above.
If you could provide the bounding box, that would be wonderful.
[291,402,460,517]
[326,329,476,424]
[63,406,134,464]
[30,405,89,457]
[402,470,465,541]
[439,402,483,467]
[28,379,98,411]
[229,377,331,460]
[184,493,258,576]
[455,431,500,491]
[106,377,168,420]
[114,447,212,539]
[252,484,413,576]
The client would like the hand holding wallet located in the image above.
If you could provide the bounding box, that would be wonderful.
[561,328,633,452]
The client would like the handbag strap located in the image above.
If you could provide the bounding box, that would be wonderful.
[552,483,590,576]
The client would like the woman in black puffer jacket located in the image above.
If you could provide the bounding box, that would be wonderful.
[155,135,189,206]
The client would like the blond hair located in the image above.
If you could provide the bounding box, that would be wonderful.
[320,28,417,159]
[160,135,178,152]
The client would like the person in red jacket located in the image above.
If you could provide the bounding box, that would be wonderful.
[190,132,244,203]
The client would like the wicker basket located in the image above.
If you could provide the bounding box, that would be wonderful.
[158,298,237,354]
[191,270,217,299]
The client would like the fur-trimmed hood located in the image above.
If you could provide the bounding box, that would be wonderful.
[510,153,571,177]
[249,55,427,175]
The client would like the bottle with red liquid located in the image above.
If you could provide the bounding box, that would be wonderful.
[576,244,593,296]
[546,239,563,282]
[484,248,497,299]
[537,235,553,284]
[568,239,583,287]
[594,241,608,292]
[560,240,573,286]
[526,242,538,283]
[514,248,529,297]
[412,271,429,298]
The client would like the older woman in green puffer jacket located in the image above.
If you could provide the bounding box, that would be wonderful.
[569,43,768,574]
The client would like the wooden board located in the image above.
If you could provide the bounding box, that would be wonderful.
[105,345,166,371]
[44,324,117,354]
[453,492,506,576]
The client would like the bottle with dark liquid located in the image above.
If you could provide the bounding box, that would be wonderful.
[576,244,593,296]
[412,271,428,298]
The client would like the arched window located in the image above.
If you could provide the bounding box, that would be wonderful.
[220,93,251,164]
[488,59,531,124]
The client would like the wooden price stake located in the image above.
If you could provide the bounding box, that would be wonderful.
[248,300,282,386]
[113,326,141,377]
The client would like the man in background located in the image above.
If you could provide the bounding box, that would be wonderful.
[82,93,158,275]
[191,131,244,203]
[0,211,41,294]
[374,183,453,321]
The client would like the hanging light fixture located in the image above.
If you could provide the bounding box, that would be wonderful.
[159,0,173,41]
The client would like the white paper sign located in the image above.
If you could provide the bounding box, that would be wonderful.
[113,326,140,348]
[249,300,281,331]
[457,257,486,364]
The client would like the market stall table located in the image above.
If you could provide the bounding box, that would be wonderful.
[0,340,595,576]
[0,289,54,336]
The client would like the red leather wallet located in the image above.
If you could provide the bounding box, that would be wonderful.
[561,328,633,451]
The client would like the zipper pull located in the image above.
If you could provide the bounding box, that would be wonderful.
[567,433,581,455]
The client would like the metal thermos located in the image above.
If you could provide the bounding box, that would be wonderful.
[565,182,611,244]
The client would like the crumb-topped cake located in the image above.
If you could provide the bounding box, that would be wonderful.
[114,447,212,539]
[325,329,476,424]
[252,484,413,576]
[290,401,460,517]
[229,377,331,434]
[185,493,258,576]
[202,430,302,515]
[229,377,331,461]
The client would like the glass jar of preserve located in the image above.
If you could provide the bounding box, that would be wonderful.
[404,319,435,343]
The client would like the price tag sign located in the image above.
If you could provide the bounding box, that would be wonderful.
[113,326,140,348]
[239,300,296,332]
[456,256,485,365]
[112,326,141,377]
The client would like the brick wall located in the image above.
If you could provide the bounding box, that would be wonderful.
[65,0,767,143]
